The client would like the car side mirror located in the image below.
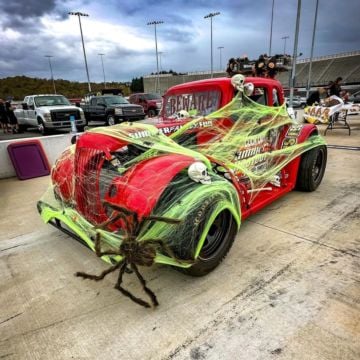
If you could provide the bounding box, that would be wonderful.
[29,104,34,110]
[22,103,28,110]
[75,102,81,107]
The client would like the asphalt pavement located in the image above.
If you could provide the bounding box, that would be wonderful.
[0,114,359,360]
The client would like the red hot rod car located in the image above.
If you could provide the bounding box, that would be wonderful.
[38,75,326,306]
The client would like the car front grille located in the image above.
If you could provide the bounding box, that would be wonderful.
[122,107,143,116]
[50,109,80,121]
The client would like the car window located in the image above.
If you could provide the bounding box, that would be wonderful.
[28,97,34,106]
[96,98,105,106]
[249,87,267,105]
[90,98,97,106]
[164,90,221,117]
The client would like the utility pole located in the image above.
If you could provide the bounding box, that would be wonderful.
[44,55,56,94]
[217,46,224,70]
[204,12,220,78]
[158,51,163,72]
[69,11,92,92]
[147,20,164,93]
[98,53,106,88]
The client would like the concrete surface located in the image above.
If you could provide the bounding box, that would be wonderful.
[0,118,359,360]
[0,133,75,179]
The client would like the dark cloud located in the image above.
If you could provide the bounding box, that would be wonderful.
[0,0,359,82]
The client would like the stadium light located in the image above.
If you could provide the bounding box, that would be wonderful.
[44,55,56,94]
[204,12,220,78]
[269,0,275,56]
[69,11,91,92]
[281,36,290,55]
[147,20,164,93]
[306,0,319,98]
[217,46,224,70]
[98,53,106,89]
[289,0,302,109]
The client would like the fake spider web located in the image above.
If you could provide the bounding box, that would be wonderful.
[39,92,325,307]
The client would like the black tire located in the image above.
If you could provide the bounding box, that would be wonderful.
[296,145,327,191]
[38,119,50,135]
[106,114,117,126]
[148,109,156,117]
[181,208,238,277]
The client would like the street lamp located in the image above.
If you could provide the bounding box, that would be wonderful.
[204,12,220,78]
[269,0,275,56]
[98,53,106,89]
[289,0,302,109]
[147,20,164,93]
[306,0,320,98]
[281,35,289,55]
[217,46,224,70]
[69,11,92,92]
[44,55,56,94]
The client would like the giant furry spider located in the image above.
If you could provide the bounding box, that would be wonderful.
[75,201,184,308]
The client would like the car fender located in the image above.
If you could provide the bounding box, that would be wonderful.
[104,154,198,219]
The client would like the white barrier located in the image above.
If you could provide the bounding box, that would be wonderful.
[0,133,74,179]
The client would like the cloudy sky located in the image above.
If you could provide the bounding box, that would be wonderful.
[1,0,359,83]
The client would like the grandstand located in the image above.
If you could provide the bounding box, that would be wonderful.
[144,51,360,95]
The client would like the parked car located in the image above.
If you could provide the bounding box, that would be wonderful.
[38,75,326,306]
[129,93,163,117]
[82,95,145,126]
[285,95,305,108]
[14,94,86,135]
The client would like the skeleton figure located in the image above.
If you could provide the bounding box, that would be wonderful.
[188,162,211,184]
[231,74,254,97]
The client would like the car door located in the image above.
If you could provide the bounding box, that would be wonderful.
[89,98,99,119]
[95,98,107,119]
[27,97,36,126]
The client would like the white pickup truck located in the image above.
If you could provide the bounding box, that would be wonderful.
[15,94,86,135]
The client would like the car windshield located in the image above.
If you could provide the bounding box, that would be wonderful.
[104,96,129,105]
[34,96,71,106]
[144,93,162,100]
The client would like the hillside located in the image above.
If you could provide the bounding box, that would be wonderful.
[0,76,131,100]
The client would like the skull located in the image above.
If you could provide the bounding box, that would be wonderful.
[231,74,245,92]
[176,109,190,119]
[188,162,211,185]
[244,82,254,96]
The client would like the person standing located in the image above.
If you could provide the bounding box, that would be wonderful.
[0,99,10,133]
[5,100,19,134]
[306,87,327,106]
[329,77,342,97]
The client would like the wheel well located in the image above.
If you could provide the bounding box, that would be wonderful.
[37,116,43,124]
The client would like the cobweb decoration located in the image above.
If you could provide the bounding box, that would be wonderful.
[38,91,325,307]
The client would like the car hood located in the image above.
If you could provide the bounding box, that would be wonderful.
[37,105,81,112]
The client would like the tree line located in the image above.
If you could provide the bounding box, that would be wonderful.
[0,76,145,100]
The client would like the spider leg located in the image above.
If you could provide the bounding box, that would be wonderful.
[75,260,123,281]
[145,215,182,225]
[131,263,159,307]
[93,233,122,258]
[114,262,152,308]
[145,239,194,264]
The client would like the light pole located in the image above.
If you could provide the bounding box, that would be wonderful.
[69,11,92,92]
[45,55,56,94]
[147,20,164,93]
[281,35,289,55]
[306,0,319,98]
[204,12,220,78]
[98,53,106,89]
[269,0,275,56]
[289,0,302,109]
[158,51,163,72]
[217,46,224,70]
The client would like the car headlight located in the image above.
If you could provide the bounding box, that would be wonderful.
[188,162,211,184]
[115,108,123,115]
[43,113,51,120]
